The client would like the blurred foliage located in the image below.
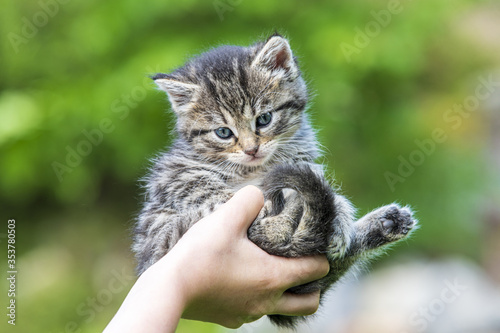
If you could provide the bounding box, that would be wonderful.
[1,0,499,332]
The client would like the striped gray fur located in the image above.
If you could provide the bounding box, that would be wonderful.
[133,34,417,329]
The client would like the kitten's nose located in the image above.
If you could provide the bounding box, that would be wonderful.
[244,145,259,156]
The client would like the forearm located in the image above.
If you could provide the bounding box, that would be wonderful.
[104,258,187,333]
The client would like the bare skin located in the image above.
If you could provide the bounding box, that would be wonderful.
[104,186,330,332]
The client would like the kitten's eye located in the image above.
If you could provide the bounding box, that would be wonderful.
[256,112,272,128]
[215,127,233,139]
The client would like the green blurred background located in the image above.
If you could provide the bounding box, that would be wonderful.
[1,0,499,332]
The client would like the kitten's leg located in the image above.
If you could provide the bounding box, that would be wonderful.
[248,164,338,258]
[268,203,417,328]
[248,164,356,264]
[326,194,356,261]
[287,201,417,294]
[264,193,358,329]
[287,193,357,291]
[326,203,417,283]
[249,191,303,249]
[349,203,417,255]
[304,194,357,291]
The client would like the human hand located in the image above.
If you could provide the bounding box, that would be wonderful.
[168,185,330,328]
[105,185,329,332]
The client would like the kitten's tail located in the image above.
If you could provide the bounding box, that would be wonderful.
[258,163,336,257]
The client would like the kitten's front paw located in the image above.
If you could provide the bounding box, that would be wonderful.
[377,204,416,241]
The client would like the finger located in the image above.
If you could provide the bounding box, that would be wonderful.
[276,255,330,289]
[272,290,321,316]
[218,185,264,233]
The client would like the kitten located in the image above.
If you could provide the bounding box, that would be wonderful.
[133,34,417,328]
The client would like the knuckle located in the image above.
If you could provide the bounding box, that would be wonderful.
[261,261,284,290]
[299,256,328,277]
[245,298,270,318]
[303,292,321,315]
[319,258,330,276]
[307,256,330,278]
[304,300,320,315]
[244,306,267,324]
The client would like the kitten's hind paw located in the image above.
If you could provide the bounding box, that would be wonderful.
[377,204,416,241]
[355,204,417,249]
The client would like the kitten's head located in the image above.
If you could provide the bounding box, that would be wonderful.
[153,34,308,167]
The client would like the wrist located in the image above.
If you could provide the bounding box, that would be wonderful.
[157,244,216,322]
[147,253,191,323]
[104,257,188,333]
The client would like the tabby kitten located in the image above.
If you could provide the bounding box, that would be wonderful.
[133,34,417,328]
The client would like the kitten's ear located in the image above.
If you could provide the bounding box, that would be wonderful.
[251,36,298,78]
[152,74,199,111]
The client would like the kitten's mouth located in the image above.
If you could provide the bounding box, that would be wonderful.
[243,155,266,166]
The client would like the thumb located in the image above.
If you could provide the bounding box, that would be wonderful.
[217,185,264,234]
